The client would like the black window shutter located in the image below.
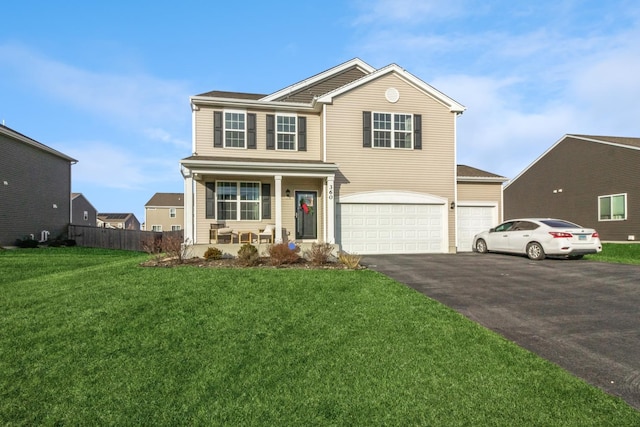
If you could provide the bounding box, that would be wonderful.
[214,111,223,148]
[363,111,372,147]
[414,114,422,150]
[297,116,307,151]
[266,114,275,150]
[205,182,215,219]
[261,183,271,219]
[247,113,256,149]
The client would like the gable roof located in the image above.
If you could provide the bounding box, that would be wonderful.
[191,58,465,113]
[261,58,375,103]
[71,193,98,212]
[316,63,466,113]
[1,124,77,163]
[457,165,508,183]
[505,134,640,189]
[145,192,184,207]
[97,213,138,222]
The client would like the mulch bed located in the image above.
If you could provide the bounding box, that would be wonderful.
[140,256,357,270]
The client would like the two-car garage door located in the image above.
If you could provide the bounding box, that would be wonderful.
[338,192,446,254]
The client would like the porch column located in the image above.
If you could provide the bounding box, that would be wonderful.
[274,175,283,243]
[182,168,194,244]
[326,176,335,244]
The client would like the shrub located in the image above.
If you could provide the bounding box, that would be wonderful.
[141,234,162,254]
[14,237,39,248]
[238,244,260,266]
[304,242,334,266]
[203,247,223,260]
[338,251,362,269]
[268,242,301,266]
[162,234,192,264]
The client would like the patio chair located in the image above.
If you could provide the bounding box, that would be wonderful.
[258,224,275,244]
[211,227,237,244]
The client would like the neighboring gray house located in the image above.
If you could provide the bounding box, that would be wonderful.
[504,134,640,241]
[0,124,77,246]
[71,193,98,227]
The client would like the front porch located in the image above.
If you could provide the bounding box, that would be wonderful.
[180,157,339,249]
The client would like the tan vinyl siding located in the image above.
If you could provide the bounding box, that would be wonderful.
[458,182,504,222]
[145,207,185,231]
[194,107,323,161]
[325,73,457,251]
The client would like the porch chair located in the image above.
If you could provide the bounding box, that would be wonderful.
[211,226,238,244]
[258,224,275,244]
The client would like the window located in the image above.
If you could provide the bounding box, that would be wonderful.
[216,181,260,221]
[83,210,89,221]
[169,208,176,218]
[152,225,162,232]
[599,193,627,221]
[225,111,246,148]
[277,114,296,150]
[372,112,413,148]
[171,225,181,231]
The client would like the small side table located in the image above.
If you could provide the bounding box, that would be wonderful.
[239,230,254,244]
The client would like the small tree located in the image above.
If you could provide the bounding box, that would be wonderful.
[162,234,192,264]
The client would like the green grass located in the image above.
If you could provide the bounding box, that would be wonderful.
[1,247,638,426]
[585,243,640,264]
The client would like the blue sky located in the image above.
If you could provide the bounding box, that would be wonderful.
[2,1,640,224]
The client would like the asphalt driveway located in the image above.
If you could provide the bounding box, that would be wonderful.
[363,252,640,410]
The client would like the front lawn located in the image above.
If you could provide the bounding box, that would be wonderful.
[586,242,640,264]
[1,247,638,425]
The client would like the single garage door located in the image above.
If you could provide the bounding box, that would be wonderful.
[338,203,445,254]
[457,205,496,252]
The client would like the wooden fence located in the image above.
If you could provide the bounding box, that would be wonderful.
[68,225,183,252]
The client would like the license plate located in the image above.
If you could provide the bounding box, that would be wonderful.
[578,235,587,241]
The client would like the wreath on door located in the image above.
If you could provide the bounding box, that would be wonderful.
[300,198,314,215]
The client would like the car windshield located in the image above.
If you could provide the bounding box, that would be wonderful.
[540,219,581,228]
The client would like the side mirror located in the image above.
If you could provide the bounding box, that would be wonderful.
[489,228,496,233]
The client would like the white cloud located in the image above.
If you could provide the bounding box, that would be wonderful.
[0,42,191,145]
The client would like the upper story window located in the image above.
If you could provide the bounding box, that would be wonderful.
[599,193,626,221]
[372,112,413,149]
[277,114,297,150]
[214,110,256,150]
[363,111,421,150]
[83,211,89,221]
[169,208,176,218]
[224,111,246,148]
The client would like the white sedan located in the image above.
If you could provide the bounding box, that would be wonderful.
[472,218,602,260]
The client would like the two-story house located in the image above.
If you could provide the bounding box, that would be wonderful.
[181,58,503,254]
[71,193,98,227]
[97,213,141,230]
[0,124,77,246]
[144,192,184,231]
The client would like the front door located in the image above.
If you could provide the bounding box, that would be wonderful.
[295,191,317,240]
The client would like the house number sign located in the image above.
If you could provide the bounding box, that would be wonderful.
[328,183,334,200]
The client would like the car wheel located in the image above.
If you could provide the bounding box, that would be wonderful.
[526,242,545,260]
[475,239,488,254]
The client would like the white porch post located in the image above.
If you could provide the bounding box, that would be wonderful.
[326,176,335,244]
[182,167,194,244]
[274,175,283,243]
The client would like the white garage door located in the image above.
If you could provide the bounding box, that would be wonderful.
[457,205,496,252]
[339,203,445,254]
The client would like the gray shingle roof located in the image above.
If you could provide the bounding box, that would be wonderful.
[145,193,184,207]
